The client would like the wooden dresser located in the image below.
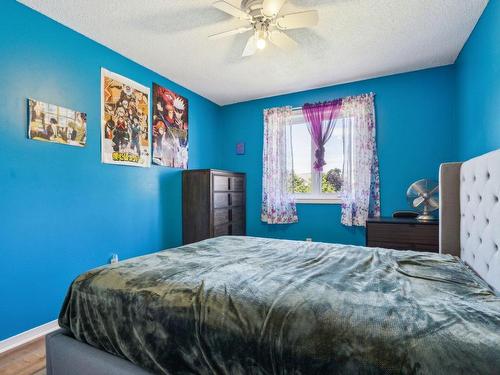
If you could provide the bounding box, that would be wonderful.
[366,217,439,253]
[182,169,246,245]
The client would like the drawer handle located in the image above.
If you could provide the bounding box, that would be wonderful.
[228,194,232,206]
[228,209,232,221]
[228,178,231,190]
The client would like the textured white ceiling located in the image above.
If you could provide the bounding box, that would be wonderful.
[18,0,488,105]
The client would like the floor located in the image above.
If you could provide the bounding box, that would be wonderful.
[0,337,46,375]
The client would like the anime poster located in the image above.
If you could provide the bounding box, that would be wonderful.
[101,68,151,167]
[152,83,188,168]
[28,99,87,147]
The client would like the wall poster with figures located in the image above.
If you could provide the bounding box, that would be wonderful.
[152,83,188,169]
[28,99,87,147]
[101,68,151,167]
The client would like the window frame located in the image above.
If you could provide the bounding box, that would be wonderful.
[288,109,344,205]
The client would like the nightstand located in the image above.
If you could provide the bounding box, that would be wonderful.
[366,217,439,253]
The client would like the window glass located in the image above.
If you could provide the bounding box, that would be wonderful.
[289,122,312,193]
[321,121,343,193]
[287,112,345,201]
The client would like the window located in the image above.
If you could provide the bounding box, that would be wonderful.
[287,109,344,204]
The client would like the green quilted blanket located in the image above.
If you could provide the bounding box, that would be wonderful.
[59,236,500,374]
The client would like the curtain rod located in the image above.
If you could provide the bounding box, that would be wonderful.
[291,100,341,112]
[289,92,375,112]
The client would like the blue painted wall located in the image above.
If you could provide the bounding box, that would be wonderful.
[456,0,499,160]
[0,1,221,340]
[219,67,458,245]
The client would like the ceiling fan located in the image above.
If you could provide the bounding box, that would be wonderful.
[209,0,319,57]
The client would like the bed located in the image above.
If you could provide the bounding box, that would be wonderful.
[47,150,500,375]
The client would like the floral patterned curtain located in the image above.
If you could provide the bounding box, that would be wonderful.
[340,93,381,226]
[261,106,298,224]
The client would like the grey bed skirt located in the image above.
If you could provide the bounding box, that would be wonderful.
[46,329,154,375]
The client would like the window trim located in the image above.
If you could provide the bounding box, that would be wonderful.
[289,109,344,205]
[295,195,343,205]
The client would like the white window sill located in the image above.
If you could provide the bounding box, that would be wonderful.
[294,197,342,205]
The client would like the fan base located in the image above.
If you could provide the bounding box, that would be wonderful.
[416,214,438,221]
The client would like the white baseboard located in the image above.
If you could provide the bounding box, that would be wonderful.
[0,320,60,354]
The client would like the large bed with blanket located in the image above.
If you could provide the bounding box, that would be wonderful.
[47,150,500,375]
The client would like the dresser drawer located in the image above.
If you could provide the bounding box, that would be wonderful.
[230,192,244,207]
[213,192,244,208]
[214,175,245,192]
[213,208,230,225]
[213,207,245,226]
[213,192,230,208]
[230,207,244,222]
[367,223,438,243]
[213,221,245,237]
[366,220,439,252]
[367,241,438,252]
[230,176,245,191]
[213,175,231,191]
[214,223,230,237]
[232,222,245,235]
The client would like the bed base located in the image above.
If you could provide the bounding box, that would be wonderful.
[46,329,154,375]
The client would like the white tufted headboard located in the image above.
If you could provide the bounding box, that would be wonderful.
[440,149,500,292]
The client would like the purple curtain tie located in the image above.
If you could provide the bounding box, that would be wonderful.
[302,100,342,172]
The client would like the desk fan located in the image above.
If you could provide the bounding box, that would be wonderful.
[406,179,439,221]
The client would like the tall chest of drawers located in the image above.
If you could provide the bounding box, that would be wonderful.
[182,169,246,245]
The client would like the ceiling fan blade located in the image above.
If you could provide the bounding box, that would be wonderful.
[276,10,319,30]
[209,27,252,40]
[242,35,257,57]
[213,1,250,20]
[269,30,298,51]
[262,0,287,17]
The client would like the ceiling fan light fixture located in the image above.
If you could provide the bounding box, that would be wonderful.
[211,0,318,58]
[255,30,268,50]
[256,37,267,50]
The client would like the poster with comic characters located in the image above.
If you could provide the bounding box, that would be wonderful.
[152,83,188,169]
[28,99,87,147]
[101,68,151,167]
